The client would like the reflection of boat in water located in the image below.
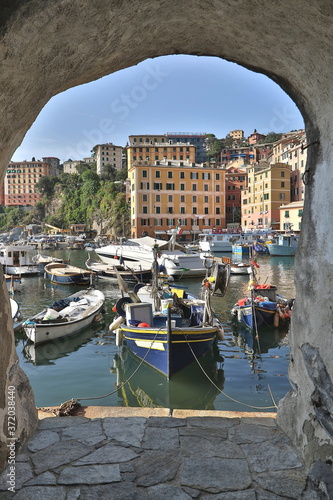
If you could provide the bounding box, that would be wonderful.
[112,343,225,410]
[22,327,97,365]
[232,324,289,357]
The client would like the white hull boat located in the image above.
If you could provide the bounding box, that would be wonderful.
[0,244,42,276]
[23,288,105,344]
[95,235,207,279]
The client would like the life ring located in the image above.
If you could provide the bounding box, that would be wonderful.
[115,297,133,316]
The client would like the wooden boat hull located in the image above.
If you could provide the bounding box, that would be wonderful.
[44,263,95,285]
[121,323,218,379]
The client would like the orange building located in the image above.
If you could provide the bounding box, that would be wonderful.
[4,161,52,207]
[128,159,226,239]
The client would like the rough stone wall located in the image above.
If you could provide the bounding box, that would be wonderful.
[1,0,333,474]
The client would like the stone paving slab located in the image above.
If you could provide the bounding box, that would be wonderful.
[0,407,312,499]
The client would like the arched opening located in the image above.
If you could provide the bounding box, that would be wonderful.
[1,1,332,477]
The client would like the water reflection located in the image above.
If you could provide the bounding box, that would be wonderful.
[112,343,225,410]
[22,324,104,365]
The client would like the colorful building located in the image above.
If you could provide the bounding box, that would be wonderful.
[268,129,307,201]
[241,162,291,230]
[4,160,53,207]
[279,201,303,231]
[128,159,225,239]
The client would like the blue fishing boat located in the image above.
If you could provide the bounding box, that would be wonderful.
[109,254,229,379]
[44,262,96,285]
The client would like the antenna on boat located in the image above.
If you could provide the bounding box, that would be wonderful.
[152,244,162,311]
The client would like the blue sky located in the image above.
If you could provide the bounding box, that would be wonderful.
[11,55,304,163]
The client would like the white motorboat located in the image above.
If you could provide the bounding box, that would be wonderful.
[23,288,105,344]
[0,244,42,276]
[95,235,207,279]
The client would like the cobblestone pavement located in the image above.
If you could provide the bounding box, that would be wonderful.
[0,408,314,499]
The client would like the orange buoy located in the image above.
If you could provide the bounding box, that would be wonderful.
[138,322,150,328]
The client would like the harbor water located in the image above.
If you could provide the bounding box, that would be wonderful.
[13,248,296,413]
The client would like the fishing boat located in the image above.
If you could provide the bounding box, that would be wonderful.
[0,244,42,276]
[44,262,96,285]
[95,234,207,279]
[85,255,152,283]
[231,283,293,330]
[266,233,299,256]
[23,288,105,344]
[109,250,228,379]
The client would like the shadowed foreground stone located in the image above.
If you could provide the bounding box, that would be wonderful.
[0,410,312,498]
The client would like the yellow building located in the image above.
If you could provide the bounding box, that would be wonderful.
[241,162,291,230]
[279,201,303,231]
[128,159,226,239]
[127,136,196,168]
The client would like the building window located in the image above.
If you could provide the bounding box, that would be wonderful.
[154,218,162,226]
[168,171,173,178]
[167,218,175,226]
[168,207,173,214]
[155,207,161,214]
[166,183,174,190]
[285,210,289,218]
[281,181,285,187]
[180,207,185,214]
[216,185,220,191]
[180,171,185,179]
[204,184,209,191]
[204,207,209,214]
[168,195,173,202]
[192,184,197,191]
[280,193,285,200]
[216,207,220,214]
[192,207,197,214]
[143,194,147,202]
[264,193,269,200]
[180,183,185,191]
[155,171,160,178]
[154,183,162,190]
[281,171,285,177]
[143,206,148,214]
[180,195,185,203]
[215,173,220,180]
[156,194,160,202]
[216,196,220,203]
[190,172,198,180]
[298,209,303,216]
[192,195,197,202]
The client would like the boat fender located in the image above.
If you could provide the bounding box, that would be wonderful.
[109,315,125,331]
[216,325,225,341]
[274,311,280,327]
[138,322,150,328]
[115,328,123,347]
[115,297,133,317]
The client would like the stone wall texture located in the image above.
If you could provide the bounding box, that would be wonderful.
[1,0,333,474]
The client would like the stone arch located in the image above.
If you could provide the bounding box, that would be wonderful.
[1,0,332,472]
